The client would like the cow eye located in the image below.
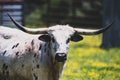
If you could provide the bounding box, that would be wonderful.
[52,37,55,43]
[66,38,70,44]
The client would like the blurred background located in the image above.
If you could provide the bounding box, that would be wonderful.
[0,0,120,80]
[0,0,102,28]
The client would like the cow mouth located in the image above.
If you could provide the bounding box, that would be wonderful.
[55,57,67,62]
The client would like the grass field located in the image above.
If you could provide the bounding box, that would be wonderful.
[61,35,120,80]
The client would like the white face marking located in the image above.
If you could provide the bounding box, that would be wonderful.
[48,25,75,57]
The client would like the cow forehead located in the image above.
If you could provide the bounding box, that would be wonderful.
[48,25,75,35]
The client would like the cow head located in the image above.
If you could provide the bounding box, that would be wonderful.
[38,25,83,62]
[8,14,113,62]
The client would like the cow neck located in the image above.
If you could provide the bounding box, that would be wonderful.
[52,60,65,80]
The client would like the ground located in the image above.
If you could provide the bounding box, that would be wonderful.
[61,35,120,80]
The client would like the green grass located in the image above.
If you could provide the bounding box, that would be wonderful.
[61,35,120,80]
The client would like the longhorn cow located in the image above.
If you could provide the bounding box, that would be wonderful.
[0,14,113,80]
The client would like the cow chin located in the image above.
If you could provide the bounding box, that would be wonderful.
[55,57,67,62]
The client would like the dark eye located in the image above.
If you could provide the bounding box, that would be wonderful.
[66,38,70,44]
[52,37,55,43]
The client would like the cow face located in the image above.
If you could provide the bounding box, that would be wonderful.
[39,25,83,62]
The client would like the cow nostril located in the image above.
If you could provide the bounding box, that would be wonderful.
[57,53,66,57]
[55,53,67,62]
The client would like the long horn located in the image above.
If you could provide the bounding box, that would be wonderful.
[74,21,114,35]
[8,13,48,34]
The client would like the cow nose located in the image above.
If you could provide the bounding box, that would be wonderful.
[55,53,67,62]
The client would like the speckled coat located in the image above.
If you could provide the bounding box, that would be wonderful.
[0,26,65,80]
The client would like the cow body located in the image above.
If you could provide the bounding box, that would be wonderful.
[0,26,64,80]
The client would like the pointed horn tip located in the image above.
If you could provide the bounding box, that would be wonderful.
[74,20,114,35]
[7,13,11,17]
[7,13,48,34]
[7,13,27,32]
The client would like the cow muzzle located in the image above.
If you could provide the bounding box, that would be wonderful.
[55,53,67,62]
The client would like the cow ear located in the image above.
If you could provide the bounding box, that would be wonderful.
[38,34,51,42]
[71,32,83,42]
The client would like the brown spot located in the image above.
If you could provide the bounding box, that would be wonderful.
[12,45,16,49]
[31,40,34,46]
[3,50,7,55]
[25,49,27,51]
[3,35,11,39]
[6,70,9,75]
[44,48,46,53]
[28,48,31,52]
[36,64,39,68]
[34,54,37,57]
[2,63,8,70]
[16,52,19,56]
[15,43,19,47]
[39,44,42,50]
[21,64,24,68]
[12,43,19,49]
[33,73,38,80]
